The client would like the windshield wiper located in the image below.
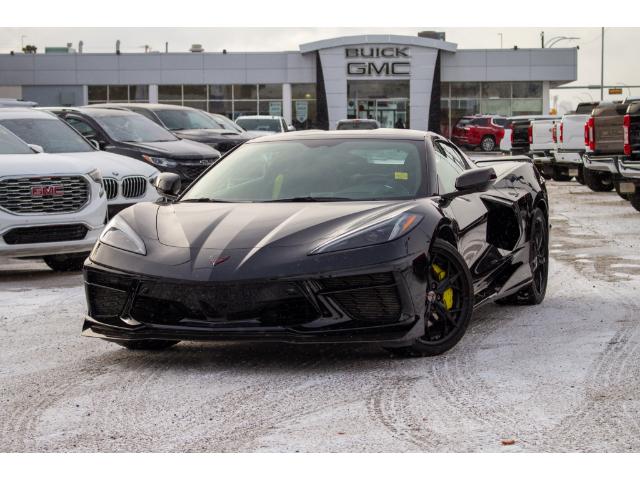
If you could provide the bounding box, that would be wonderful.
[180,198,232,203]
[264,196,351,202]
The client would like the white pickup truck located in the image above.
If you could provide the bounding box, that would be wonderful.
[528,118,559,179]
[551,113,591,181]
[0,125,107,271]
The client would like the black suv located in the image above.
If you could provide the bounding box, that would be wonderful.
[87,103,250,153]
[47,107,221,186]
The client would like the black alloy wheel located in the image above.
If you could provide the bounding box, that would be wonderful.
[389,239,474,357]
[497,208,548,305]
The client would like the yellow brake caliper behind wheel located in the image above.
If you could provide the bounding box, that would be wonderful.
[432,264,453,310]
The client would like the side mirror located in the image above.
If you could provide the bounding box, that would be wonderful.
[440,167,497,204]
[89,139,100,150]
[154,172,182,197]
[455,167,497,192]
[28,144,44,153]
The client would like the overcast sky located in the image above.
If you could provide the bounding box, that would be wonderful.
[1,27,638,113]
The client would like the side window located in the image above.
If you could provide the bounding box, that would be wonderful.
[433,141,465,194]
[65,117,99,139]
[439,141,469,171]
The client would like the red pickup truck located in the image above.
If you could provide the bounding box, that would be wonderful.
[451,115,507,152]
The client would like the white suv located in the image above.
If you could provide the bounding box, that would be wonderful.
[0,125,107,271]
[235,115,294,138]
[0,108,160,218]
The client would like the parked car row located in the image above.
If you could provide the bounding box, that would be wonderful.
[452,115,507,152]
[501,99,640,212]
[0,103,285,271]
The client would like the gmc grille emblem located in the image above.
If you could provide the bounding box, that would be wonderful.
[31,185,64,197]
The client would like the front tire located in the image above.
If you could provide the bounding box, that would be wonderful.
[496,208,548,305]
[388,239,474,357]
[480,136,496,152]
[630,192,640,212]
[583,167,614,192]
[43,253,88,272]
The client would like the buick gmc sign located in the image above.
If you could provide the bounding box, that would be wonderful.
[346,47,411,76]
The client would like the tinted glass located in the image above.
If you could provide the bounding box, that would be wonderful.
[336,121,379,130]
[433,141,465,194]
[0,118,94,153]
[493,117,508,127]
[158,85,182,101]
[183,139,426,202]
[236,118,282,132]
[512,82,542,98]
[210,113,244,132]
[108,85,128,102]
[291,83,316,99]
[65,117,98,137]
[95,114,176,142]
[258,84,281,100]
[155,109,220,130]
[183,85,207,100]
[0,125,33,154]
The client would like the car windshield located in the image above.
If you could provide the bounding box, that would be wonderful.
[211,114,244,132]
[155,109,221,131]
[95,114,177,142]
[492,118,507,127]
[0,117,94,153]
[182,139,426,202]
[236,118,281,132]
[0,125,35,154]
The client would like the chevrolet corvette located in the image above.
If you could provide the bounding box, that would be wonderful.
[83,129,549,356]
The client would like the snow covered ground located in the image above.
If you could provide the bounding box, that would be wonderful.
[1,180,639,452]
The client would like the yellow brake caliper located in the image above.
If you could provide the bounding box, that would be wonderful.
[432,264,454,310]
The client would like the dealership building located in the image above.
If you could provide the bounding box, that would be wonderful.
[0,33,577,135]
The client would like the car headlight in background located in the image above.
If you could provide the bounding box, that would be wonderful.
[310,212,423,254]
[142,155,177,168]
[99,216,147,255]
[88,168,104,197]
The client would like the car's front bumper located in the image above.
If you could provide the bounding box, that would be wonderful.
[82,257,427,347]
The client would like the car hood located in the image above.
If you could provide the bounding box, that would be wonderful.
[121,138,220,159]
[59,150,159,178]
[150,200,416,250]
[0,152,96,177]
[243,130,277,138]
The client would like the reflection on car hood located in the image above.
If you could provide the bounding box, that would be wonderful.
[154,201,416,250]
[121,138,220,159]
[59,150,159,178]
[0,153,96,177]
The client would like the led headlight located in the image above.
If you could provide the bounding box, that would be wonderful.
[99,216,146,255]
[142,155,177,168]
[310,212,422,255]
[88,168,104,197]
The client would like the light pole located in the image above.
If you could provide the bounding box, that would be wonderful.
[20,35,27,50]
[498,33,503,49]
[600,27,605,101]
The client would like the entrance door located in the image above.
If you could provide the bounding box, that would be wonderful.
[348,98,409,128]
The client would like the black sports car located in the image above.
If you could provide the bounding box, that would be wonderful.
[83,129,549,356]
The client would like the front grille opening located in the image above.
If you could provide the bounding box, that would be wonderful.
[87,284,129,318]
[3,224,88,245]
[320,273,402,324]
[122,176,147,198]
[0,176,89,214]
[129,281,319,327]
[103,177,118,200]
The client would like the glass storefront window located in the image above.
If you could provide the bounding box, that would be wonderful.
[88,85,107,102]
[480,99,511,116]
[259,100,283,116]
[258,84,282,100]
[291,83,316,99]
[130,85,149,102]
[234,85,257,100]
[481,82,510,99]
[183,85,207,100]
[441,82,451,99]
[158,85,182,101]
[451,82,480,98]
[512,82,542,98]
[209,85,233,101]
[233,100,258,119]
[182,100,208,111]
[512,98,543,115]
[209,100,233,118]
[292,99,317,130]
[108,85,128,102]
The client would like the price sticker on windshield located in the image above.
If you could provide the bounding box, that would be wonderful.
[394,172,409,180]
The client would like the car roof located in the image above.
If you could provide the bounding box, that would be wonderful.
[337,119,378,123]
[87,102,199,112]
[0,107,58,120]
[248,128,432,143]
[44,106,139,117]
[236,115,284,120]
